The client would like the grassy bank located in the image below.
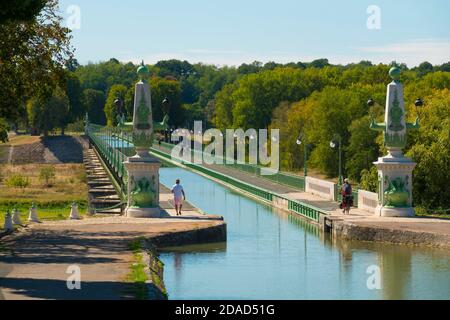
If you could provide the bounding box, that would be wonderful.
[0,163,88,229]
[0,164,87,203]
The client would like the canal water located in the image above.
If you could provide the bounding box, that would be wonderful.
[159,167,450,300]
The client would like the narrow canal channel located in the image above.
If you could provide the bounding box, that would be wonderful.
[159,167,450,300]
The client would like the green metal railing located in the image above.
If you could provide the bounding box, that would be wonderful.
[87,124,132,198]
[155,141,306,190]
[150,147,323,222]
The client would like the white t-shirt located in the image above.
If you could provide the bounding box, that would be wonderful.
[172,184,184,198]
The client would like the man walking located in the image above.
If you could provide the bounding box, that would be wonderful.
[171,179,186,216]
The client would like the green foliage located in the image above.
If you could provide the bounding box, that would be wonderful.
[360,167,378,193]
[75,59,136,93]
[104,84,127,126]
[0,117,9,143]
[39,166,56,187]
[64,71,84,128]
[27,87,70,136]
[345,115,380,181]
[150,77,182,126]
[215,67,326,130]
[82,89,106,125]
[0,0,73,130]
[5,174,30,190]
[406,89,450,209]
[0,0,46,23]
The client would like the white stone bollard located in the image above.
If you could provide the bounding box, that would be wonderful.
[4,211,13,231]
[28,203,40,223]
[69,202,80,220]
[12,208,22,225]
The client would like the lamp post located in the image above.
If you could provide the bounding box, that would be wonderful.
[114,97,124,120]
[296,132,310,177]
[162,97,170,142]
[330,134,343,186]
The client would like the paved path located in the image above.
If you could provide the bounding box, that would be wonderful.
[0,214,223,300]
[0,186,222,300]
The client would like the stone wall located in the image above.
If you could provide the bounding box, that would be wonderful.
[357,190,378,214]
[305,176,337,201]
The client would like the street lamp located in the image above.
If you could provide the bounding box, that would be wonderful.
[114,97,125,124]
[296,132,311,177]
[330,134,343,186]
[162,97,171,142]
[415,98,423,107]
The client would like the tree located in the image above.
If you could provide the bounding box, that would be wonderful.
[64,72,84,133]
[237,61,262,75]
[438,62,450,72]
[0,0,46,23]
[83,89,106,125]
[0,118,9,143]
[104,84,128,126]
[27,87,70,136]
[406,89,450,209]
[0,0,73,138]
[345,116,380,181]
[416,61,434,77]
[150,77,182,127]
[75,60,137,93]
[309,58,330,69]
[215,67,326,130]
[154,59,195,79]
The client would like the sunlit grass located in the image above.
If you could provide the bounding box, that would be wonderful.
[0,164,87,204]
[0,206,87,230]
[126,238,149,300]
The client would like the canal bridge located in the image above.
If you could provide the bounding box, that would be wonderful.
[84,121,367,225]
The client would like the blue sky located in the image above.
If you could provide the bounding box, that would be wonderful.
[59,0,450,67]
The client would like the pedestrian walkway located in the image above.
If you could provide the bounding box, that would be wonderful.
[0,214,223,300]
[152,144,339,213]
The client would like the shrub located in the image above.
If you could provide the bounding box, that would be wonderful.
[39,166,56,187]
[360,167,378,192]
[5,174,30,190]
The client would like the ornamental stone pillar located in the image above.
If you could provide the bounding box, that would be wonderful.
[123,62,161,218]
[370,67,420,217]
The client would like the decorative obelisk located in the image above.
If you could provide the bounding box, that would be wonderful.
[370,67,420,217]
[123,62,161,218]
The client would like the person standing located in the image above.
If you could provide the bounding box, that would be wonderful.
[171,179,186,216]
[341,178,353,214]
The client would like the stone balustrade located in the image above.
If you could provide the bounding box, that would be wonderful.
[358,190,378,213]
[305,176,337,201]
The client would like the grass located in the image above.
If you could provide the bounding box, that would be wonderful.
[0,206,87,230]
[417,213,450,220]
[415,207,450,220]
[0,164,87,204]
[126,239,149,300]
[0,163,88,230]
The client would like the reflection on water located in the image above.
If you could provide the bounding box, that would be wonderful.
[159,168,450,300]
